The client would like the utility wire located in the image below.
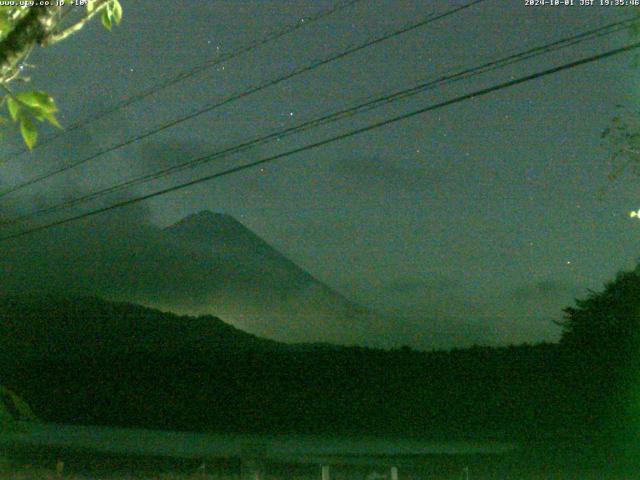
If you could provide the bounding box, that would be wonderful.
[0,0,487,199]
[4,0,363,159]
[0,15,634,227]
[2,39,638,242]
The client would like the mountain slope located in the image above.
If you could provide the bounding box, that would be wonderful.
[0,295,282,358]
[0,210,388,346]
[0,296,564,438]
[158,211,386,346]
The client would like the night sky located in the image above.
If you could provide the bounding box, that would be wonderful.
[1,0,639,348]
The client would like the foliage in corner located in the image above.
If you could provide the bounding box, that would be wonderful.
[0,1,123,150]
[5,90,61,149]
[601,7,640,182]
[96,0,123,31]
[559,263,640,440]
[600,106,640,182]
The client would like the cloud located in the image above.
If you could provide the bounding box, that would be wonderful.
[360,275,499,344]
[333,156,447,193]
[510,279,583,301]
[382,276,460,295]
[0,137,567,350]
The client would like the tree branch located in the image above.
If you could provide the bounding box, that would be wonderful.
[43,1,112,46]
[0,6,62,83]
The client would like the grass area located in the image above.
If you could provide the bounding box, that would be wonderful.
[0,465,638,480]
[0,469,235,480]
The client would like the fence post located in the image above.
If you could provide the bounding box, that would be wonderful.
[390,466,398,480]
[321,464,331,480]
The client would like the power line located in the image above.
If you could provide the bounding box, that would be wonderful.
[0,0,487,199]
[2,39,638,242]
[4,0,363,159]
[1,16,633,227]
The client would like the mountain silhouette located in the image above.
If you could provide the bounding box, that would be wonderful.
[160,211,384,346]
[0,295,564,439]
[0,295,282,359]
[0,210,387,346]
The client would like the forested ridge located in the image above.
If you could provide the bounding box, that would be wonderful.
[1,262,637,446]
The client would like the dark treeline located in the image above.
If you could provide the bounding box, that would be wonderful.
[3,343,564,437]
[0,262,638,444]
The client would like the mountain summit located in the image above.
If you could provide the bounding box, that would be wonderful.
[160,211,382,345]
[166,211,251,242]
[165,210,293,261]
[0,210,388,347]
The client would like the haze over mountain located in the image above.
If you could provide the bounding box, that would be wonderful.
[158,210,386,346]
[0,210,409,347]
[0,295,282,358]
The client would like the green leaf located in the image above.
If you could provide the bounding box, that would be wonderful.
[111,0,122,25]
[0,16,11,33]
[101,8,112,31]
[6,97,19,121]
[16,91,56,112]
[19,117,37,150]
[43,111,61,129]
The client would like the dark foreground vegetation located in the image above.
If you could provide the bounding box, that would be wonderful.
[0,297,563,438]
[0,263,639,466]
[0,444,638,480]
